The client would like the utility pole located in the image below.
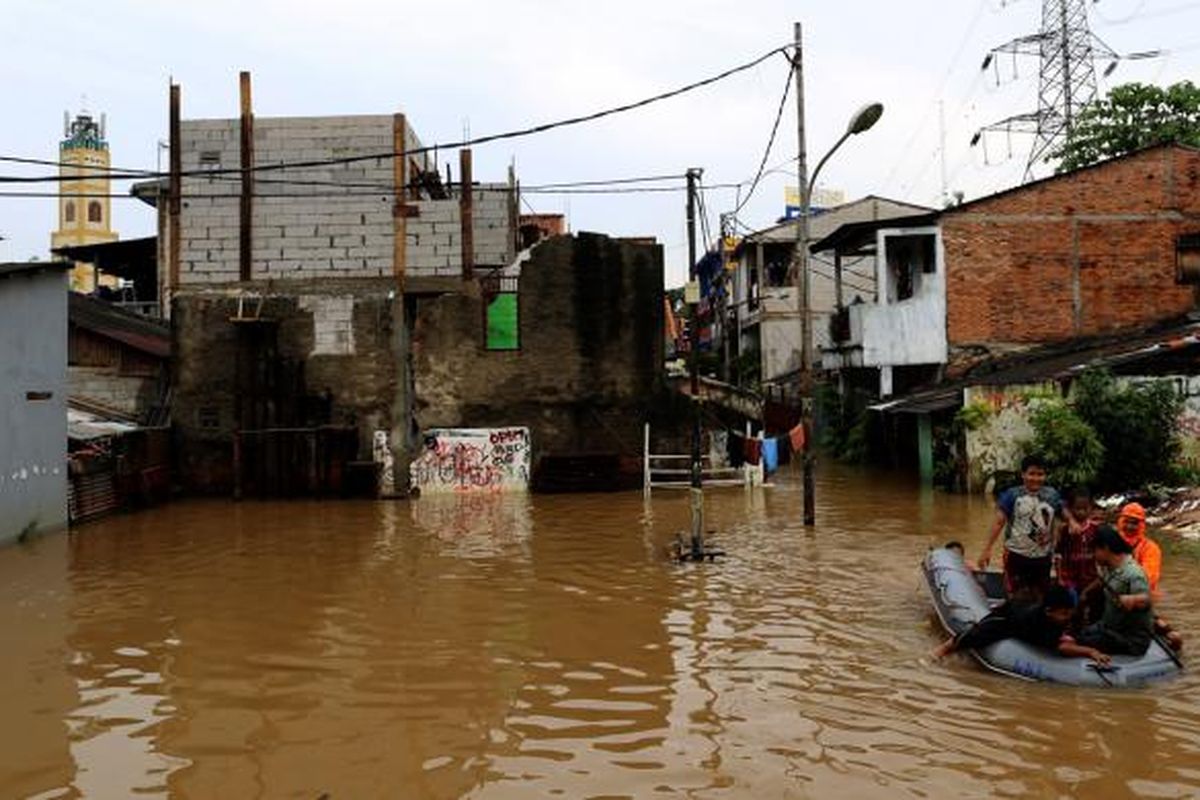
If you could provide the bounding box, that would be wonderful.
[686,167,705,558]
[791,22,816,527]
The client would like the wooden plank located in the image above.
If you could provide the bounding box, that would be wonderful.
[168,83,181,302]
[239,71,254,282]
[392,113,407,288]
[460,148,474,280]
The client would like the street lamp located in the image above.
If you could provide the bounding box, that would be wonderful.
[792,25,884,528]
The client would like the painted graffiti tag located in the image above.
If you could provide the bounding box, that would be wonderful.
[411,427,531,494]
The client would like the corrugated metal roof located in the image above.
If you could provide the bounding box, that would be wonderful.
[69,292,170,359]
[0,261,71,279]
[874,320,1200,414]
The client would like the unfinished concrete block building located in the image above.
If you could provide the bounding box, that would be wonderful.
[155,76,663,497]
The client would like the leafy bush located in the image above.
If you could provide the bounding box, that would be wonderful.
[1071,369,1183,491]
[1026,400,1105,489]
[954,401,992,432]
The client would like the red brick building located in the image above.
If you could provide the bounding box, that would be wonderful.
[813,144,1200,486]
[817,143,1200,389]
[943,143,1200,360]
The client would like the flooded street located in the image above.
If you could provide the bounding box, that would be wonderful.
[3,464,1200,799]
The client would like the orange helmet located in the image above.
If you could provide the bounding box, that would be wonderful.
[1118,502,1147,542]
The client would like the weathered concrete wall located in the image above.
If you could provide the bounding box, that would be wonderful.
[961,384,1048,493]
[412,233,663,464]
[171,281,404,493]
[174,115,511,285]
[69,366,156,417]
[0,269,68,545]
[944,146,1200,350]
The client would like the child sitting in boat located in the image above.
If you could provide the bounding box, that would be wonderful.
[978,455,1063,599]
[931,584,1110,665]
[1071,525,1154,657]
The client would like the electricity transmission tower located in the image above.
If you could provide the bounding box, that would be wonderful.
[972,0,1144,180]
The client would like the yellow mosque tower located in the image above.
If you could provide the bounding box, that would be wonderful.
[51,106,118,292]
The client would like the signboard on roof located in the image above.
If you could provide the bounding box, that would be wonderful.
[784,186,846,219]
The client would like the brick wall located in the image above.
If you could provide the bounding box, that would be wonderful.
[176,115,512,285]
[943,145,1200,348]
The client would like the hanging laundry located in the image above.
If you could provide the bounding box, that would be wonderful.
[762,437,779,473]
[743,436,762,466]
[727,429,745,468]
[789,422,806,453]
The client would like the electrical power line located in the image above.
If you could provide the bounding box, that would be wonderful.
[0,181,749,200]
[0,43,791,186]
[731,60,795,218]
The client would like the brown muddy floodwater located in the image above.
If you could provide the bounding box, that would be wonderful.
[3,464,1200,799]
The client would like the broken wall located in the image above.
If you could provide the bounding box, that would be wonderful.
[411,233,664,472]
[171,283,406,494]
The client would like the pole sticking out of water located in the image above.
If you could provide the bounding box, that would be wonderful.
[686,168,705,559]
[678,168,723,564]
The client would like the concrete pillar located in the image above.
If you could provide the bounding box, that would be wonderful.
[918,412,934,486]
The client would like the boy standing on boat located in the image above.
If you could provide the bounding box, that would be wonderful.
[978,455,1062,598]
[1056,487,1100,593]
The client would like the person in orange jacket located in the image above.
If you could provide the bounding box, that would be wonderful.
[1117,502,1182,651]
[1117,503,1161,597]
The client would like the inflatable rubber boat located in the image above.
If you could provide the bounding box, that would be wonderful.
[923,547,1183,687]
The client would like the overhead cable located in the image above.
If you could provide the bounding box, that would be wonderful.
[0,43,791,185]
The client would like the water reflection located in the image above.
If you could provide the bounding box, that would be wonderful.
[0,465,1198,798]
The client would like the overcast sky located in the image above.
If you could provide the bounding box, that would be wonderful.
[3,0,1198,285]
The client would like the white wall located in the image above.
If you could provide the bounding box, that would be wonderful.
[860,226,947,368]
[0,269,68,545]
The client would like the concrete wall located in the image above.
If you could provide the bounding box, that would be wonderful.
[171,282,404,493]
[961,384,1048,493]
[0,269,68,545]
[69,367,156,417]
[859,227,947,368]
[943,145,1200,350]
[411,233,663,463]
[172,115,511,286]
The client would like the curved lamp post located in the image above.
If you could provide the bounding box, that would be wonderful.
[794,90,884,526]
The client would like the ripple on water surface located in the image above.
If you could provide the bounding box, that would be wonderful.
[1,468,1199,798]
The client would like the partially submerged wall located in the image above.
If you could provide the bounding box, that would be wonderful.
[0,269,68,545]
[411,233,664,472]
[171,283,405,494]
[410,427,531,494]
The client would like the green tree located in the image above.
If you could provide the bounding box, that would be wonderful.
[1053,81,1200,172]
[1026,400,1105,490]
[1071,369,1184,491]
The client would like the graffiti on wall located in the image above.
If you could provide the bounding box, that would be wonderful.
[962,384,1049,494]
[373,430,396,497]
[410,427,531,494]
